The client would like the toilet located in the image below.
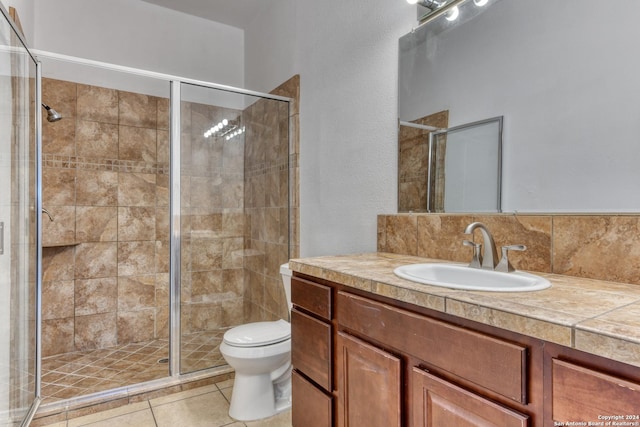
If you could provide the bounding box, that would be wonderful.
[219,263,293,421]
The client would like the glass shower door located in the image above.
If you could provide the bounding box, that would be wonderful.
[176,82,290,374]
[0,8,39,427]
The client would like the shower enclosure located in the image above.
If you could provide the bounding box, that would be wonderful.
[1,6,40,426]
[0,5,294,422]
[35,56,292,407]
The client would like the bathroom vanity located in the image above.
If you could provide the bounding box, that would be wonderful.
[289,253,640,427]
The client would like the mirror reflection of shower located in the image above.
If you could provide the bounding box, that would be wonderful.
[41,103,62,122]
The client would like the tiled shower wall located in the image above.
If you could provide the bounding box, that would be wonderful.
[243,75,300,324]
[378,213,640,285]
[40,78,171,357]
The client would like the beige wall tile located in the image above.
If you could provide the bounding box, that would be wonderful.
[118,241,156,277]
[119,126,157,162]
[76,170,118,206]
[75,312,118,351]
[43,168,76,206]
[157,98,170,130]
[42,246,75,282]
[190,270,223,302]
[417,214,473,262]
[118,207,156,241]
[117,309,155,343]
[77,84,118,124]
[75,277,118,316]
[42,78,77,119]
[76,120,119,158]
[42,117,76,156]
[383,214,418,256]
[76,206,118,242]
[75,242,118,279]
[42,317,75,357]
[118,275,156,311]
[553,215,640,284]
[155,240,170,274]
[191,238,223,271]
[42,280,75,320]
[42,205,76,247]
[118,173,156,206]
[119,91,157,128]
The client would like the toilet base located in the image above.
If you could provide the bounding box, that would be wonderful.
[228,367,292,421]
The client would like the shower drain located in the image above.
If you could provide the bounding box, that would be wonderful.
[157,357,169,364]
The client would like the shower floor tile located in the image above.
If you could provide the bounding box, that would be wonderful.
[41,329,230,404]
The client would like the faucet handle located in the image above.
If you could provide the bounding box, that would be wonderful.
[463,239,483,269]
[496,244,527,273]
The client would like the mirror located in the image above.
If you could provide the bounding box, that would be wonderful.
[398,0,640,213]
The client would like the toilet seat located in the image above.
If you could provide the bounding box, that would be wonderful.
[223,319,291,348]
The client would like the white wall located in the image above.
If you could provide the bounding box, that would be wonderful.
[246,0,416,257]
[23,0,417,258]
[32,0,244,87]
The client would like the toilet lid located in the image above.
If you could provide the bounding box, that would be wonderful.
[223,319,291,347]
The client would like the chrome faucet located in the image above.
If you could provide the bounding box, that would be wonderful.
[463,222,498,270]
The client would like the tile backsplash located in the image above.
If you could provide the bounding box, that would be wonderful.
[378,213,640,285]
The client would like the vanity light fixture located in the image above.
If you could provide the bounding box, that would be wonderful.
[407,0,466,23]
[445,6,459,20]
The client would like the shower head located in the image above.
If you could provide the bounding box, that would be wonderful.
[41,103,62,122]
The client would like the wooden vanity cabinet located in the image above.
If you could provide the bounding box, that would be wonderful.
[291,272,640,427]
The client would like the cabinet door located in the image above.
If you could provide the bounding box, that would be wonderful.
[411,367,529,427]
[336,332,402,427]
[552,358,640,422]
[292,370,332,427]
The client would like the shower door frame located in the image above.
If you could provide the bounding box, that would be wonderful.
[30,49,293,408]
[0,3,44,426]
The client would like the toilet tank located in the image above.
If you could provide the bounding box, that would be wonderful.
[280,263,293,312]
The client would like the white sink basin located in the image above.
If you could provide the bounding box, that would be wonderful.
[393,263,551,292]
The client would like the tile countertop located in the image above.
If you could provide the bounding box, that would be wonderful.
[288,252,640,368]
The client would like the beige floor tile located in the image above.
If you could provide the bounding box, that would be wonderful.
[71,408,156,427]
[38,422,67,427]
[152,390,234,427]
[67,402,150,427]
[149,384,218,406]
[246,410,292,427]
[215,378,234,390]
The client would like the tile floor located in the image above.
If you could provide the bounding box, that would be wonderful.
[41,330,228,403]
[37,379,291,427]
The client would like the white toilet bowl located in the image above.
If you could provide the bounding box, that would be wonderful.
[219,264,293,421]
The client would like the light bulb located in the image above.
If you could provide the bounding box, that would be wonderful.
[445,5,459,21]
[473,0,488,5]
[222,119,229,126]
[406,0,419,4]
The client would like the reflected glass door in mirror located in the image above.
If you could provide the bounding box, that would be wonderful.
[398,0,640,213]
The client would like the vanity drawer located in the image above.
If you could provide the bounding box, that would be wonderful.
[292,370,332,427]
[552,359,640,421]
[291,308,332,391]
[337,291,528,403]
[292,276,332,320]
